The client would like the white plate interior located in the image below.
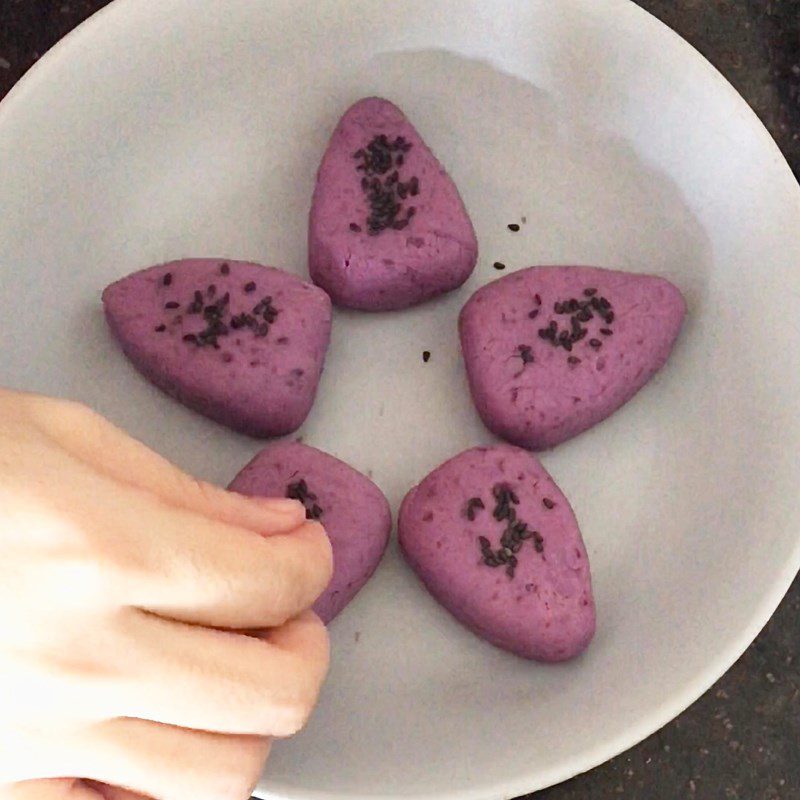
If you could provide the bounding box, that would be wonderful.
[1,1,799,798]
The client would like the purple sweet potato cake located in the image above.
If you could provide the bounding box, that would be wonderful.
[309,97,478,311]
[399,445,595,662]
[229,442,391,624]
[460,266,686,450]
[103,259,332,437]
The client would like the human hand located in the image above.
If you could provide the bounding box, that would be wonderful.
[0,390,333,800]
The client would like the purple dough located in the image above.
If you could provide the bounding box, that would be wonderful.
[103,259,332,437]
[229,442,391,623]
[399,445,595,662]
[309,97,478,311]
[460,266,686,450]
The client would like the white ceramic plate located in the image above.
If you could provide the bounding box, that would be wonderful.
[1,1,799,798]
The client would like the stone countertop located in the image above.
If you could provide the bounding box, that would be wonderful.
[0,2,797,799]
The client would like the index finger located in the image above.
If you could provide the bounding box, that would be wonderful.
[105,480,333,629]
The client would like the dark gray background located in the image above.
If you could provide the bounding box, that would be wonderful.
[0,2,797,798]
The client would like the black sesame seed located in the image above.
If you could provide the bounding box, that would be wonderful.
[543,498,555,509]
[604,311,615,324]
[568,356,581,365]
[154,324,166,332]
[220,262,230,275]
[493,484,508,501]
[589,338,603,349]
[507,223,520,232]
[183,333,197,343]
[534,294,542,306]
[162,273,173,286]
[599,297,611,310]
[349,222,362,232]
[422,351,431,363]
[600,328,613,336]
[494,262,506,271]
[584,288,598,297]
[207,284,216,298]
[244,281,256,293]
[478,535,491,550]
[165,301,179,309]
[517,345,534,364]
[466,498,485,521]
[528,309,539,319]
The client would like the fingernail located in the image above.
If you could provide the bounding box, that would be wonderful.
[254,497,305,515]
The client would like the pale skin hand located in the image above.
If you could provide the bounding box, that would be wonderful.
[0,390,333,800]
